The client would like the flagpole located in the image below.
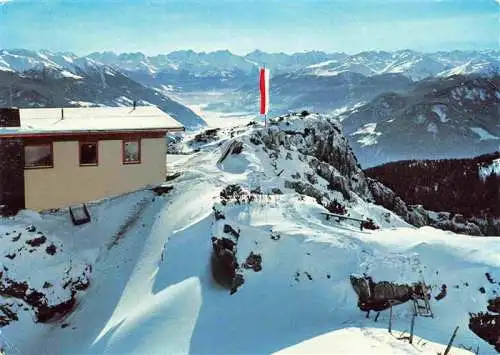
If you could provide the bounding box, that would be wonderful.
[264,63,268,128]
[260,64,269,129]
[264,63,266,128]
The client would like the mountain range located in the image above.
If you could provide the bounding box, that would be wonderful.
[0,50,206,128]
[340,75,500,167]
[1,48,498,89]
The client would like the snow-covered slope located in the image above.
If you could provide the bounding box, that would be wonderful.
[438,59,499,78]
[0,114,498,354]
[275,327,473,355]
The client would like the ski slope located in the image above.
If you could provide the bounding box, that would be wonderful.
[0,118,498,354]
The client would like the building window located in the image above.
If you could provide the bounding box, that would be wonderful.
[123,139,141,164]
[24,144,53,168]
[80,142,98,166]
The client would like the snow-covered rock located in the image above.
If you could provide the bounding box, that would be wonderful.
[0,222,91,325]
[479,158,500,181]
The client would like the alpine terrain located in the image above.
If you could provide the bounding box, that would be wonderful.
[0,112,498,354]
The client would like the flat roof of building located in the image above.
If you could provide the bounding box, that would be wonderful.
[0,106,184,137]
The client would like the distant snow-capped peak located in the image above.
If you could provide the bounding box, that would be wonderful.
[1,48,498,82]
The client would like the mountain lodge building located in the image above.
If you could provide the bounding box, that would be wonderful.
[0,106,184,213]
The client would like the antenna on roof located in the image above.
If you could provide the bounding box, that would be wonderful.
[132,100,137,110]
[61,108,64,119]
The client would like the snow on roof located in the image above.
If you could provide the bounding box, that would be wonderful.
[0,106,184,136]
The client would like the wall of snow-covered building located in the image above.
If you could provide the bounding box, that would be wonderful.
[24,137,166,211]
[0,108,25,215]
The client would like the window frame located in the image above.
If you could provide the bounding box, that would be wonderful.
[24,143,54,169]
[122,138,141,165]
[79,141,99,167]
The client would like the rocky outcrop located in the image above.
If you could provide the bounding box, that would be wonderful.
[258,113,371,201]
[151,185,174,196]
[367,178,411,222]
[368,177,485,236]
[0,304,18,326]
[350,275,429,313]
[220,184,254,205]
[284,181,328,202]
[243,252,262,272]
[254,112,484,237]
[231,141,243,155]
[210,200,245,295]
[0,226,92,326]
[487,297,500,313]
[211,236,242,293]
[469,296,500,352]
[469,312,500,353]
[435,284,447,301]
[193,128,220,143]
[0,265,90,323]
[253,113,486,235]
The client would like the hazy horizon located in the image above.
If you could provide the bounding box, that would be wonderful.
[0,0,498,56]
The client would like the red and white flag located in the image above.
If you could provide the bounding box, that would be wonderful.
[259,67,270,115]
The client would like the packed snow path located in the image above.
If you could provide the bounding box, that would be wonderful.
[2,119,498,354]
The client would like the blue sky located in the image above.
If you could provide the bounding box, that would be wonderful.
[0,0,498,55]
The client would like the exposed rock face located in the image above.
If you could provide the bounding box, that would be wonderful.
[193,128,220,143]
[210,197,247,295]
[406,205,431,227]
[469,312,500,353]
[435,284,447,301]
[230,141,243,155]
[284,181,327,202]
[220,184,253,205]
[243,252,262,272]
[0,267,90,323]
[430,217,483,236]
[325,200,347,215]
[487,297,500,313]
[0,304,18,326]
[248,113,489,236]
[0,226,92,326]
[253,112,489,238]
[211,237,241,291]
[25,235,47,247]
[259,113,371,201]
[368,177,485,236]
[151,185,174,196]
[350,275,429,312]
[223,224,240,239]
[367,178,411,222]
[468,296,500,352]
